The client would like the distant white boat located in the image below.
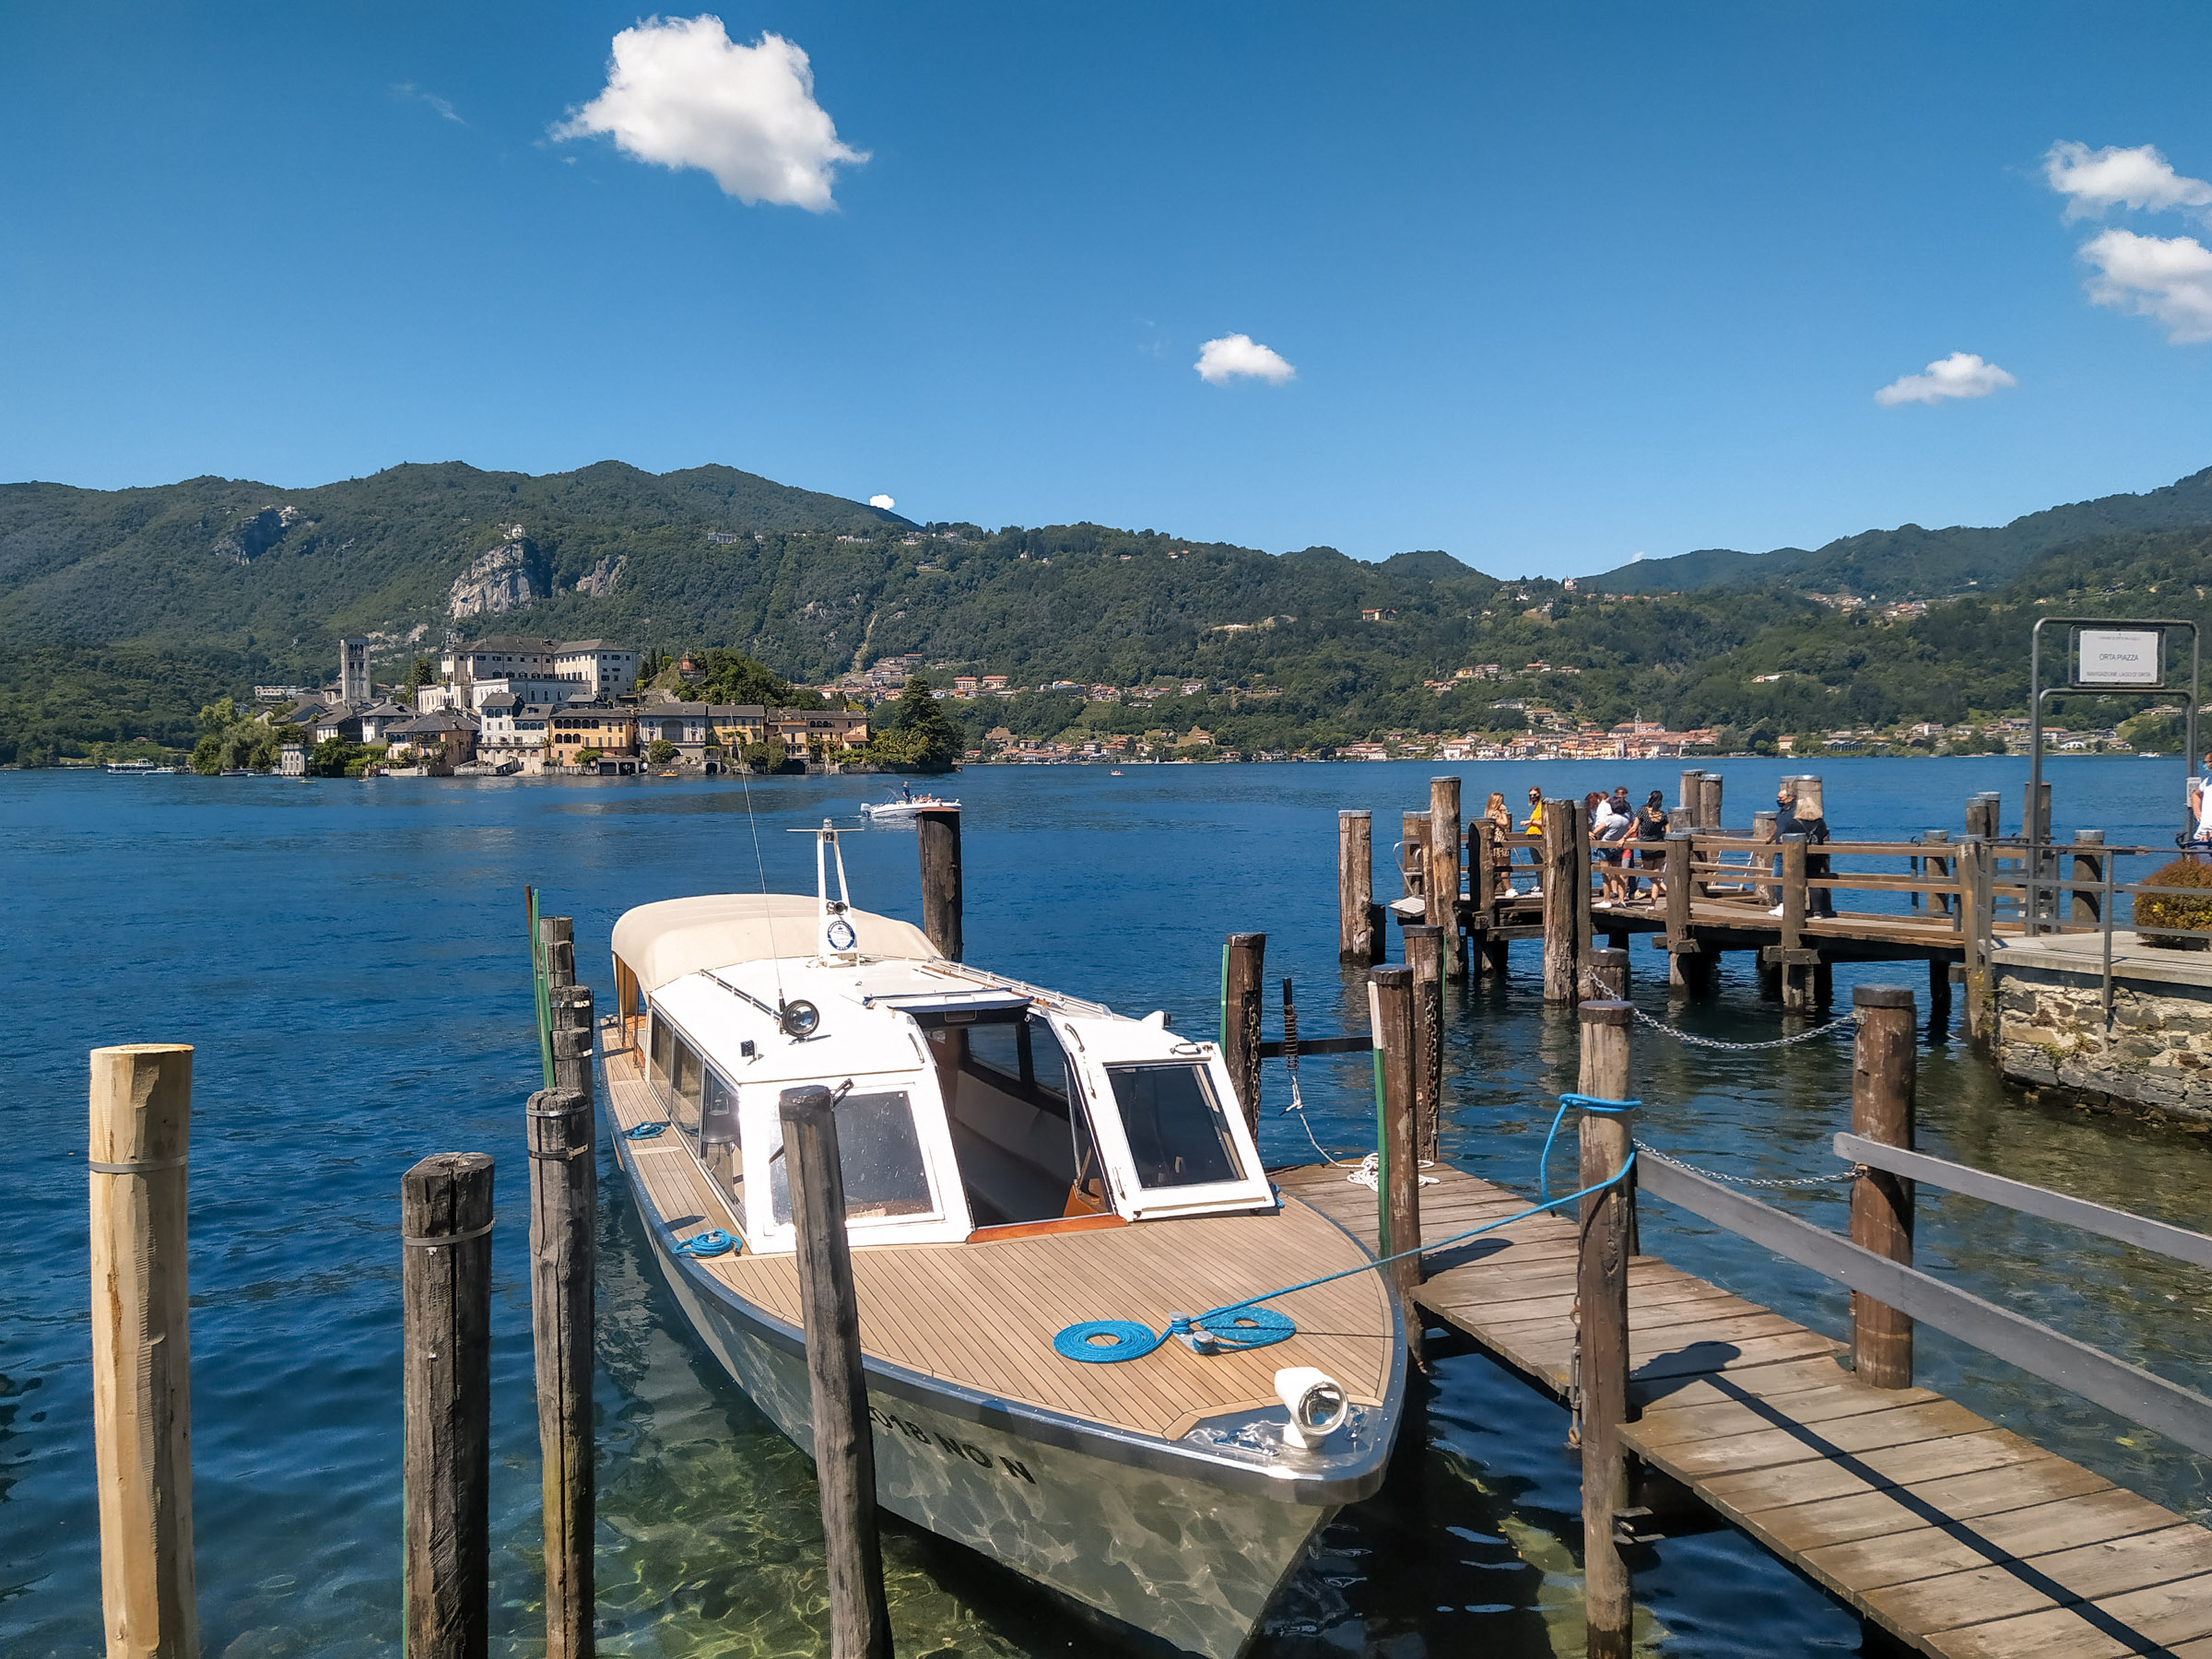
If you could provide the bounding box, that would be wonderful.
[104,759,159,774]
[859,789,959,822]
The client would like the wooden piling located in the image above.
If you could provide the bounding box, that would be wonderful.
[1752,808,1779,909]
[1583,946,1629,1002]
[1541,801,1580,1003]
[1339,811,1380,963]
[1958,837,1994,1050]
[1400,811,1430,900]
[1428,777,1464,980]
[1697,771,1724,836]
[1575,1000,1635,1659]
[2073,830,2105,924]
[1222,933,1266,1133]
[403,1152,496,1659]
[88,1042,199,1659]
[1927,959,1952,1024]
[1573,809,1594,969]
[529,1067,596,1656]
[1786,773,1825,818]
[918,808,963,961]
[1779,836,1810,1012]
[1850,986,1916,1389]
[1471,819,1497,975]
[1663,833,1710,995]
[1964,792,2000,841]
[1371,967,1423,1360]
[779,1086,894,1659]
[542,915,575,990]
[1677,769,1705,827]
[1404,924,1444,1161]
[1924,828,1952,917]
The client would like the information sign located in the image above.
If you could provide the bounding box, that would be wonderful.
[2076,629,2163,687]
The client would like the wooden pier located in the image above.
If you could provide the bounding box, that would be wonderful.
[1276,1159,2212,1657]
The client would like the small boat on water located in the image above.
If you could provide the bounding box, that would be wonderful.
[104,758,159,774]
[857,785,959,822]
[599,827,1404,1656]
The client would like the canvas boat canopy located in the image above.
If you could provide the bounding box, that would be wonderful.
[612,892,935,994]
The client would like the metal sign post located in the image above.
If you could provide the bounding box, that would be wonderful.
[2028,618,2200,934]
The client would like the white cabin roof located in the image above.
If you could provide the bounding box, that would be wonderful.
[611,892,935,994]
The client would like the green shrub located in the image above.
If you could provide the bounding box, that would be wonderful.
[2136,858,2212,949]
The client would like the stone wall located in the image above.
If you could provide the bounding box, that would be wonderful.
[1997,963,2212,1125]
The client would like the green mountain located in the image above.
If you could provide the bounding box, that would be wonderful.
[6,455,2212,765]
[1578,465,2212,598]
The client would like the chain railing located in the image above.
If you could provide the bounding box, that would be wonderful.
[1631,1006,1857,1051]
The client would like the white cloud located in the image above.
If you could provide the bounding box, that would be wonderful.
[2080,228,2212,343]
[551,18,865,211]
[868,494,894,510]
[1195,334,1296,385]
[1873,352,2018,407]
[2044,141,2212,221]
[394,83,465,124]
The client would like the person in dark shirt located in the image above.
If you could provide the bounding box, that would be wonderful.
[1631,789,1669,900]
[1775,782,1835,917]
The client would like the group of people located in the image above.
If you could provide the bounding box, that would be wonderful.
[1471,779,1833,912]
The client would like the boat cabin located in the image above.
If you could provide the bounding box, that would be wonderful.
[610,893,1275,1256]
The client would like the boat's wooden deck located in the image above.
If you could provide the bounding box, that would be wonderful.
[600,1025,1395,1441]
[1277,1162,2212,1658]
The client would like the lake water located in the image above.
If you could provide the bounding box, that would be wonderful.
[5,756,2208,1658]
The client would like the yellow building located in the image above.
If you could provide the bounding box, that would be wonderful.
[547,704,638,767]
[770,708,870,761]
[706,704,768,752]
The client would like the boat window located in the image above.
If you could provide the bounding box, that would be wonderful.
[1026,1018,1069,1100]
[649,1016,673,1094]
[701,1068,742,1209]
[1105,1064,1243,1189]
[964,1021,1022,1084]
[670,1039,704,1138]
[768,1090,935,1225]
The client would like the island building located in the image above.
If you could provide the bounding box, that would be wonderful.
[547,703,639,770]
[436,636,641,709]
[339,637,371,705]
[477,696,555,772]
[384,709,480,771]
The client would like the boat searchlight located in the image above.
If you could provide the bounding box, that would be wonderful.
[1275,1367,1348,1449]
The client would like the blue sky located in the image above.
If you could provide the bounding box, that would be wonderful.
[3,3,2209,577]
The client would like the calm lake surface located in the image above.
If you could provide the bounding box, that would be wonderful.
[5,756,2208,1658]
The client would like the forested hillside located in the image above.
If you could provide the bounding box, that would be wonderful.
[5,458,2212,763]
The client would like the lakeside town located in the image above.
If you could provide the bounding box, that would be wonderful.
[70,629,2174,777]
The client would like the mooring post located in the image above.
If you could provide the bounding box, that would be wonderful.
[1752,808,1779,909]
[2073,830,2105,925]
[1339,810,1377,963]
[1779,835,1809,1012]
[1924,828,1952,918]
[1573,807,1594,968]
[1404,924,1444,1162]
[542,915,575,990]
[1222,933,1266,1134]
[1583,946,1629,1002]
[89,1043,199,1659]
[1370,966,1422,1359]
[1662,832,1708,995]
[1957,837,1993,1050]
[1575,1000,1635,1659]
[403,1152,495,1659]
[918,808,963,961]
[1428,777,1464,980]
[1697,771,1724,837]
[529,1030,595,1658]
[1471,818,1497,975]
[1542,801,1580,1002]
[1400,810,1429,900]
[1850,986,1917,1388]
[780,1086,894,1659]
[1677,769,1704,828]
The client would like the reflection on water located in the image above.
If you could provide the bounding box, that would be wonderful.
[3,757,2207,1658]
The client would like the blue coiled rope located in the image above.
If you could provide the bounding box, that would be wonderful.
[1053,1093,1641,1364]
[625,1122,669,1140]
[673,1229,736,1258]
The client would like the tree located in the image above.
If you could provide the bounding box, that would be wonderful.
[647,737,676,765]
[885,674,962,771]
[574,747,602,769]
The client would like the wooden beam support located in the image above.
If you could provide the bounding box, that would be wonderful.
[89,1042,199,1659]
[1850,986,1916,1390]
[1576,1000,1635,1659]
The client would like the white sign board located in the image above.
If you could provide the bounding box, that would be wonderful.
[2077,629,2162,686]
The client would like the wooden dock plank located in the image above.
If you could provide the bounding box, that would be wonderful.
[1271,1159,2208,1659]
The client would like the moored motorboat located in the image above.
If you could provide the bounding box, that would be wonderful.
[597,830,1403,1655]
[857,785,959,821]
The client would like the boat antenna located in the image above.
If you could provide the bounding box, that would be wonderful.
[735,763,788,1011]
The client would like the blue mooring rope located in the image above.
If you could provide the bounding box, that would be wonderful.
[673,1229,735,1258]
[1053,1092,1641,1364]
[625,1122,669,1140]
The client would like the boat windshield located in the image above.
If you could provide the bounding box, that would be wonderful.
[766,1089,936,1225]
[1104,1063,1244,1189]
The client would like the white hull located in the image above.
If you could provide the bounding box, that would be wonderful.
[623,1154,1374,1657]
